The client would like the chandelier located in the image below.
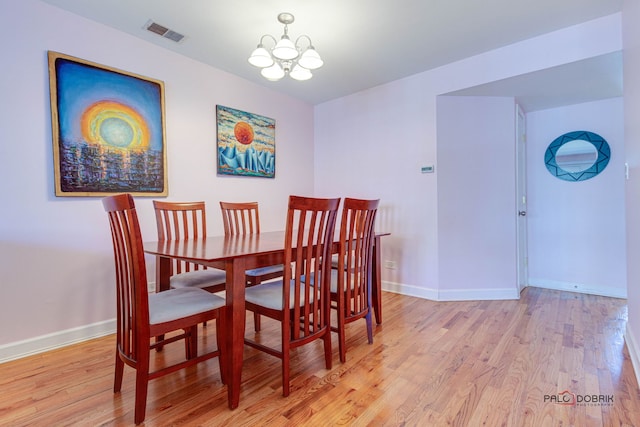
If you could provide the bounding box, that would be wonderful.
[248,12,324,81]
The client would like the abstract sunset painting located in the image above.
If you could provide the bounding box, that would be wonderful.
[216,105,275,178]
[48,51,167,196]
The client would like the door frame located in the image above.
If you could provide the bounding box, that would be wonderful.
[516,104,528,293]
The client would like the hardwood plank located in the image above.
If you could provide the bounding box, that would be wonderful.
[1,287,639,426]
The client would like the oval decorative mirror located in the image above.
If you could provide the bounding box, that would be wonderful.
[544,130,610,182]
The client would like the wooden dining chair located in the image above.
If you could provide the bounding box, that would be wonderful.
[243,195,340,396]
[302,198,379,362]
[331,198,379,363]
[103,194,227,424]
[220,201,286,331]
[153,200,227,293]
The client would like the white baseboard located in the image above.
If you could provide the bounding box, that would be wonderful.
[382,280,439,300]
[381,281,519,301]
[437,287,520,301]
[528,278,627,299]
[625,323,640,390]
[0,319,115,364]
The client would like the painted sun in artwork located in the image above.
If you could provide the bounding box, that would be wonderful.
[80,101,150,150]
[234,121,254,145]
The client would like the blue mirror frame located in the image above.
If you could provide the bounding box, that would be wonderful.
[544,130,610,182]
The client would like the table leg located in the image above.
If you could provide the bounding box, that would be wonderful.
[225,257,246,409]
[372,236,382,325]
[155,256,171,292]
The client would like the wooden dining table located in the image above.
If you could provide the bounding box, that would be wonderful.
[143,230,388,409]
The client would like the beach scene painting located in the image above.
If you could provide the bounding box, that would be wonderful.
[216,105,275,178]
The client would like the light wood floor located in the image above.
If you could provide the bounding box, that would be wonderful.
[2,287,639,426]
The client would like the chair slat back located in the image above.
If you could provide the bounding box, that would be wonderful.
[103,193,150,361]
[284,195,340,342]
[153,201,208,274]
[219,201,260,236]
[338,198,379,317]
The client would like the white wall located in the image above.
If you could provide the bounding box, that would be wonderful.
[315,13,622,300]
[314,83,438,297]
[526,98,626,298]
[623,0,640,383]
[0,0,315,358]
[436,96,518,300]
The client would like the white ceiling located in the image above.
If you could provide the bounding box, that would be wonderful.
[40,0,623,110]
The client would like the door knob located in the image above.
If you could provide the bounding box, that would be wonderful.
[518,211,526,216]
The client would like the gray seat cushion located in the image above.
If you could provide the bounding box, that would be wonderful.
[149,287,225,325]
[170,268,227,289]
[330,253,356,269]
[246,264,285,277]
[302,269,355,293]
[245,280,314,310]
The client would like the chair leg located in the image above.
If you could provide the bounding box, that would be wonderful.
[155,334,165,351]
[337,301,347,363]
[281,324,290,397]
[184,329,191,359]
[114,351,124,393]
[134,359,150,424]
[186,326,198,359]
[253,313,261,332]
[323,327,333,369]
[365,310,373,344]
[217,314,228,385]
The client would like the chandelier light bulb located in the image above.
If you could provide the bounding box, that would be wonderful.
[297,47,323,70]
[248,46,274,68]
[261,63,285,81]
[289,65,313,81]
[272,36,298,60]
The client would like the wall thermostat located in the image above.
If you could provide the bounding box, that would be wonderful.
[421,165,434,173]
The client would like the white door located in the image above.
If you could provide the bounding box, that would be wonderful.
[516,104,528,293]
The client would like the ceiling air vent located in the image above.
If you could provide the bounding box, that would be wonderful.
[143,20,185,43]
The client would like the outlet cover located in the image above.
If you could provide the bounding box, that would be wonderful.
[384,260,397,269]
